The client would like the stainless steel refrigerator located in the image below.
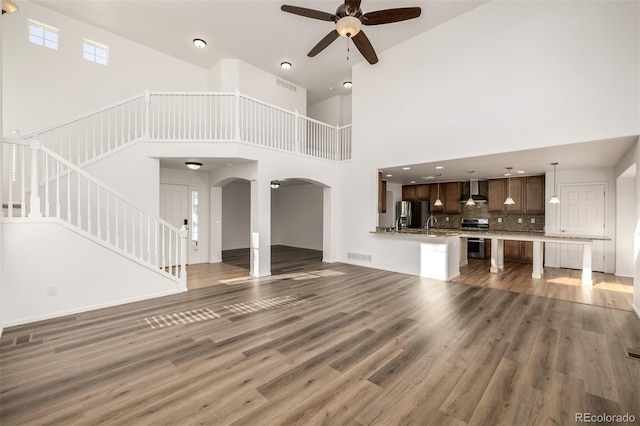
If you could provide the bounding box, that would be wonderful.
[396,201,429,229]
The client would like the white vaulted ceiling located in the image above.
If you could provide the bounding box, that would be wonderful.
[32,0,486,104]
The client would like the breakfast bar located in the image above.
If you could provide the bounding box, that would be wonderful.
[373,229,609,286]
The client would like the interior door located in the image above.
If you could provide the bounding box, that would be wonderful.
[559,184,605,271]
[160,184,189,265]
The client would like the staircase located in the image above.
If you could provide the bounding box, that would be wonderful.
[1,90,352,306]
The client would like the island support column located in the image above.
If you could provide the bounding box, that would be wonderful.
[490,238,504,273]
[582,243,593,285]
[532,241,544,279]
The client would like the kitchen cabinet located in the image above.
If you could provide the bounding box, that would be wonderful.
[505,177,524,213]
[504,240,535,263]
[416,184,430,201]
[378,172,387,213]
[444,182,462,214]
[488,179,506,212]
[402,185,417,201]
[525,175,545,214]
[430,183,445,213]
[488,176,544,214]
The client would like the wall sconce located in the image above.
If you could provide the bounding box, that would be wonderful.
[270,180,280,189]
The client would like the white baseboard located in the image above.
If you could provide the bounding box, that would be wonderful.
[633,303,640,320]
[2,289,178,328]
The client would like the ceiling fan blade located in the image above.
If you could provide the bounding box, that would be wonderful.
[352,31,378,64]
[361,7,422,25]
[308,30,340,57]
[345,0,362,12]
[281,5,336,21]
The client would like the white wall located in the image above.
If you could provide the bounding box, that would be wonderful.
[616,173,635,277]
[340,0,639,276]
[308,94,352,126]
[209,59,307,115]
[2,1,209,134]
[1,221,180,326]
[272,183,323,250]
[222,181,251,250]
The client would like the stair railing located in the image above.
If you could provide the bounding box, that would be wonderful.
[2,137,187,290]
[21,89,352,167]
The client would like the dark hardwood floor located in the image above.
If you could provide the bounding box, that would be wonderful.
[1,247,639,425]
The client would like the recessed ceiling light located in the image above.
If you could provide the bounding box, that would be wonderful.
[185,161,203,170]
[421,176,435,180]
[193,38,207,48]
[280,61,292,70]
[410,181,416,184]
[343,81,352,89]
[402,167,411,170]
[386,174,393,177]
[435,166,444,170]
[517,170,526,174]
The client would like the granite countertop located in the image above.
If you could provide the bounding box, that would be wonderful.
[372,228,610,242]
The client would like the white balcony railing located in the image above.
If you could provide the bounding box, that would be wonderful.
[24,90,352,168]
[2,138,187,289]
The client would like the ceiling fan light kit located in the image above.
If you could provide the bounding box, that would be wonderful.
[281,1,421,65]
[280,61,292,70]
[343,81,352,89]
[2,0,18,14]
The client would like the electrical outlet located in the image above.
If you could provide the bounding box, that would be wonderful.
[446,217,449,221]
[498,218,502,223]
[518,218,522,223]
[531,218,535,224]
[47,285,57,296]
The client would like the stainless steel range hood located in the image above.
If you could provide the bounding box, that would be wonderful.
[462,179,487,203]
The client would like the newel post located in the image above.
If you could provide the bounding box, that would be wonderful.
[144,87,151,139]
[178,225,188,291]
[234,89,241,141]
[28,138,42,218]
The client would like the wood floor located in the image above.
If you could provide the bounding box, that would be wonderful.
[1,247,639,425]
[454,258,635,312]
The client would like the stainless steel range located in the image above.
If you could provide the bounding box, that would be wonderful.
[461,218,489,259]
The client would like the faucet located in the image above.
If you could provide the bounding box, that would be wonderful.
[425,215,437,229]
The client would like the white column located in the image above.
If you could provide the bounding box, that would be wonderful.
[490,238,504,273]
[582,243,593,285]
[250,179,271,277]
[209,186,223,263]
[28,139,42,218]
[532,240,544,279]
[459,237,468,267]
[322,187,333,263]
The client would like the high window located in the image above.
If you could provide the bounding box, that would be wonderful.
[28,20,59,50]
[83,39,109,65]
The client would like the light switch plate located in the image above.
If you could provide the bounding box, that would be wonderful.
[518,218,522,223]
[531,218,535,223]
[498,218,502,223]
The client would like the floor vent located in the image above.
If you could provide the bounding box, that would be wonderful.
[347,252,373,262]
[14,334,32,346]
[627,347,640,360]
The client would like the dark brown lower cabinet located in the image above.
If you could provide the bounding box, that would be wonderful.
[485,239,534,263]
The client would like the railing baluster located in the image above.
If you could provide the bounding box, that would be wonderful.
[56,159,61,218]
[20,144,25,217]
[115,197,119,248]
[147,215,151,263]
[45,153,50,217]
[139,211,143,259]
[106,192,110,244]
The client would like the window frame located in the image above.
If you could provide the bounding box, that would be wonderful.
[28,19,59,50]
[82,38,109,66]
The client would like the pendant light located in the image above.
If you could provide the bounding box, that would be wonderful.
[549,162,560,204]
[504,167,515,205]
[434,174,443,207]
[465,171,476,206]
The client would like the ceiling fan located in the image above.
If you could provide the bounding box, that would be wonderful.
[281,0,421,65]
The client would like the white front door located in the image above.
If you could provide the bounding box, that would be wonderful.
[160,184,189,264]
[559,183,606,271]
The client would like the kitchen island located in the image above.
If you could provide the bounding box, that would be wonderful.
[372,229,610,285]
[372,230,461,281]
